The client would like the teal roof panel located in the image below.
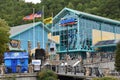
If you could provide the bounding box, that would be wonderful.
[54,8,120,25]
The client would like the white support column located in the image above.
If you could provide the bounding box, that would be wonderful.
[114,26,116,40]
[77,17,80,49]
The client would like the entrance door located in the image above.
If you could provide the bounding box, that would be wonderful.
[11,59,17,73]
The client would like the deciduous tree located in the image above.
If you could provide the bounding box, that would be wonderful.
[115,41,120,72]
[0,19,10,63]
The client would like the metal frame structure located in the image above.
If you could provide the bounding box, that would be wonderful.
[52,8,120,59]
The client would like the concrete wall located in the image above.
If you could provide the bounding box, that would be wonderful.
[84,61,115,70]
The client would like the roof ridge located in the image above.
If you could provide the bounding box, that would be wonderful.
[11,22,40,27]
[54,7,120,25]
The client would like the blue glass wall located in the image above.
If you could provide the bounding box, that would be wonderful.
[53,10,120,53]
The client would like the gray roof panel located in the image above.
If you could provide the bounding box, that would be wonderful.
[10,22,50,38]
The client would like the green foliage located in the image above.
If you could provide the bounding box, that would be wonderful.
[37,69,58,80]
[0,19,10,53]
[98,0,120,20]
[0,0,119,26]
[0,18,10,63]
[0,0,41,26]
[92,77,118,80]
[115,42,120,72]
[67,2,74,9]
[93,78,100,80]
[4,74,16,80]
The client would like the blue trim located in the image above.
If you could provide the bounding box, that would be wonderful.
[57,49,94,53]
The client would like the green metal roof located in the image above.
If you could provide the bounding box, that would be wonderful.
[10,22,51,38]
[54,7,120,25]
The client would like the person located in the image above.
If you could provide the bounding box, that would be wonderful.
[61,61,64,71]
[28,63,34,73]
[61,62,64,66]
[16,64,21,73]
[64,62,68,66]
[87,52,90,63]
[1,63,6,74]
[64,62,68,74]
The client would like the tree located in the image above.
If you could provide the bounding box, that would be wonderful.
[0,19,10,63]
[0,0,120,26]
[76,3,84,11]
[67,2,74,9]
[0,0,36,26]
[115,41,120,72]
[37,69,58,80]
[98,0,120,20]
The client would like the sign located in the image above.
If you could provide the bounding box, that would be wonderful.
[32,60,41,65]
[32,60,41,71]
[4,52,28,59]
[10,40,20,48]
[60,18,77,26]
[50,42,56,52]
[34,65,40,71]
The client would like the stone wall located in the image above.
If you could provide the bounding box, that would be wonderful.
[0,73,37,80]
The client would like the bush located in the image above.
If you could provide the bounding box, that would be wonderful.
[92,78,100,80]
[115,41,120,72]
[4,74,16,80]
[37,69,58,80]
[92,77,118,80]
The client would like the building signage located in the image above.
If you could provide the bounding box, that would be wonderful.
[50,42,56,52]
[32,59,41,71]
[60,18,77,26]
[4,52,28,59]
[32,60,41,65]
[10,40,20,48]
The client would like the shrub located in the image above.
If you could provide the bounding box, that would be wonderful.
[115,41,120,72]
[37,69,58,80]
[92,77,118,80]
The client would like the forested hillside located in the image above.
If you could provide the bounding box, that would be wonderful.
[0,0,120,26]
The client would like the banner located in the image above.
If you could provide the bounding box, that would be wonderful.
[43,17,52,24]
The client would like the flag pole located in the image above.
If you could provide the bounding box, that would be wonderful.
[33,8,35,49]
[51,12,54,60]
[51,12,53,43]
[42,6,45,49]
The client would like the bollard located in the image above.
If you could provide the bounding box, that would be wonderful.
[74,66,76,75]
[65,66,67,74]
